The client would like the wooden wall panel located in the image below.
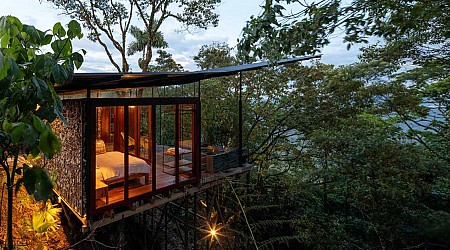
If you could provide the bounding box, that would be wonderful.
[100,107,111,142]
[114,106,124,151]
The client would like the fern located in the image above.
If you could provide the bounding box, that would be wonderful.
[236,193,261,200]
[244,204,281,213]
[250,219,305,230]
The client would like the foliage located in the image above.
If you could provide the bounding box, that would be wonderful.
[128,25,168,70]
[47,0,221,72]
[194,43,239,147]
[186,1,450,249]
[0,15,83,249]
[195,43,323,155]
[148,50,184,72]
[195,51,449,248]
[238,0,449,61]
[194,42,236,69]
[22,202,62,250]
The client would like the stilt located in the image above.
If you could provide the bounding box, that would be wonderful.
[165,204,168,250]
[193,193,197,250]
[184,195,189,250]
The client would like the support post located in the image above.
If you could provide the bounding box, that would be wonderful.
[197,81,202,182]
[193,193,198,250]
[184,195,189,250]
[151,105,157,192]
[165,205,168,250]
[239,72,243,167]
[124,106,129,199]
[175,104,180,184]
[86,88,95,220]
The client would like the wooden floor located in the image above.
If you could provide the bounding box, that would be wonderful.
[96,164,193,208]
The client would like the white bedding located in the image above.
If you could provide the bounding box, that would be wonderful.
[96,151,151,182]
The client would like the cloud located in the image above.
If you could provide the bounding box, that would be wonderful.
[321,34,382,65]
[321,39,361,65]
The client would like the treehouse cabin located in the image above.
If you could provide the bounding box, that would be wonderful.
[46,55,319,229]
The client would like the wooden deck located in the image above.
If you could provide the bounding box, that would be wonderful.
[90,164,253,229]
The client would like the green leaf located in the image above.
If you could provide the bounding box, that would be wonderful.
[23,166,54,201]
[51,38,72,57]
[27,48,35,61]
[0,51,9,81]
[52,22,65,37]
[32,77,48,100]
[1,34,10,47]
[22,24,41,44]
[22,123,39,147]
[70,52,84,69]
[31,54,47,77]
[41,34,53,46]
[10,122,25,143]
[22,165,36,195]
[32,116,46,133]
[50,64,68,85]
[0,16,23,38]
[38,130,51,154]
[67,20,82,39]
[2,119,12,132]
[50,132,61,153]
[7,58,20,78]
[38,129,60,158]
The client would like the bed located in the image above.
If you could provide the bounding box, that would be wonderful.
[96,151,151,185]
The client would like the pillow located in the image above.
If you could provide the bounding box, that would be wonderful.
[96,139,106,154]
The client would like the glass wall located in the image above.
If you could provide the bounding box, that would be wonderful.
[157,104,195,184]
[93,101,198,210]
[89,83,199,99]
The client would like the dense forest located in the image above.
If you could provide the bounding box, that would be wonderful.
[199,1,450,248]
[1,0,449,249]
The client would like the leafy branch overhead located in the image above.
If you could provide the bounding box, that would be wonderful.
[238,0,449,62]
[0,15,84,249]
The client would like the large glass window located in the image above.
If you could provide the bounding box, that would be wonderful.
[159,104,195,184]
[94,101,198,210]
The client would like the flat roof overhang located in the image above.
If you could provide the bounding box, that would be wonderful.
[55,55,321,94]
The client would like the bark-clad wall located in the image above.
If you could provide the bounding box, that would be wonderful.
[47,99,86,216]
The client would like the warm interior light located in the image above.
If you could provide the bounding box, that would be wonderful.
[210,229,216,237]
[35,104,41,111]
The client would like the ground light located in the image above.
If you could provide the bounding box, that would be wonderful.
[200,222,225,249]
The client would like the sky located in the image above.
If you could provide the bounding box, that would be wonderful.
[0,0,361,72]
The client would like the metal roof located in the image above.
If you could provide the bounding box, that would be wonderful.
[55,55,321,94]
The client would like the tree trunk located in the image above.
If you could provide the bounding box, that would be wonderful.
[6,154,18,250]
[141,45,152,73]
[122,53,129,72]
[7,180,13,249]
